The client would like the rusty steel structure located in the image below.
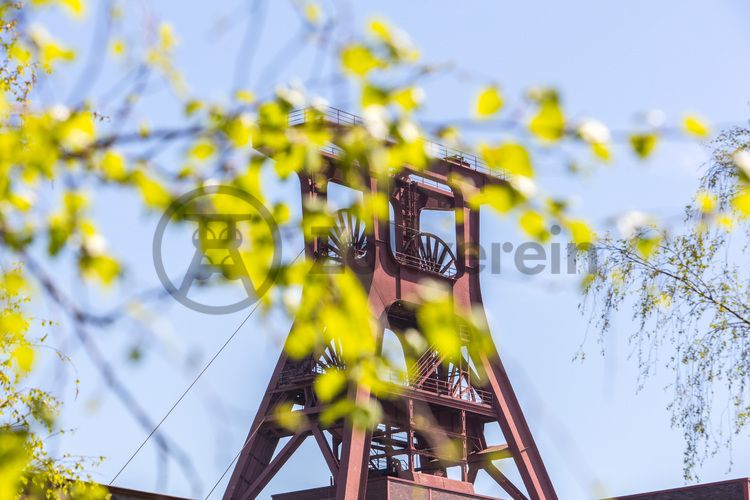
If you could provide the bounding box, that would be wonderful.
[223,107,557,500]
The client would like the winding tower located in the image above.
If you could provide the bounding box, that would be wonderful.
[223,108,557,500]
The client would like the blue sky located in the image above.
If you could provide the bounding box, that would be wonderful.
[27,0,750,498]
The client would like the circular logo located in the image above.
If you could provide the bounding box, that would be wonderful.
[153,185,281,314]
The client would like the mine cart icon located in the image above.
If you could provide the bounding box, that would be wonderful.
[178,213,258,301]
[153,185,280,314]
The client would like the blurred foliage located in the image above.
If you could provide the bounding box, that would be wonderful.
[0,0,730,494]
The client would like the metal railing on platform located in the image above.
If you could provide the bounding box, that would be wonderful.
[385,370,493,407]
[287,106,508,181]
[279,362,492,407]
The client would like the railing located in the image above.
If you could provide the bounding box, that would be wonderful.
[278,358,324,385]
[411,376,493,406]
[279,362,492,407]
[385,370,493,407]
[405,173,452,193]
[287,106,508,181]
[288,107,363,127]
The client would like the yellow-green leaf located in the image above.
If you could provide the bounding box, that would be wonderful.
[80,255,121,285]
[341,44,382,77]
[12,345,35,374]
[184,99,203,116]
[188,140,216,161]
[304,2,322,25]
[100,151,127,181]
[732,188,750,217]
[417,300,461,359]
[635,234,662,259]
[629,133,658,159]
[0,432,31,499]
[716,213,734,231]
[696,190,716,213]
[62,0,85,17]
[474,86,503,118]
[393,86,424,111]
[234,90,256,104]
[274,403,307,432]
[32,0,85,17]
[60,112,95,151]
[8,42,32,65]
[480,142,533,177]
[683,114,710,138]
[133,171,170,208]
[158,23,178,52]
[0,270,26,295]
[519,210,548,241]
[0,312,29,336]
[110,38,126,57]
[314,369,347,402]
[591,142,611,162]
[567,219,595,245]
[529,101,564,142]
[468,184,518,213]
[225,115,253,148]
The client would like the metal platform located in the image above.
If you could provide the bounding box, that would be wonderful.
[610,477,750,500]
[271,473,502,500]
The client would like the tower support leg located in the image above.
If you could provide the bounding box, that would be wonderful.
[335,385,373,500]
[481,351,557,500]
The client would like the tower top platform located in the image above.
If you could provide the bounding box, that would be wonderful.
[287,106,509,184]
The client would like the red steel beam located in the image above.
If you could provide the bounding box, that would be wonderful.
[484,462,528,500]
[312,425,339,477]
[240,432,309,500]
[480,351,557,500]
[335,385,372,500]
